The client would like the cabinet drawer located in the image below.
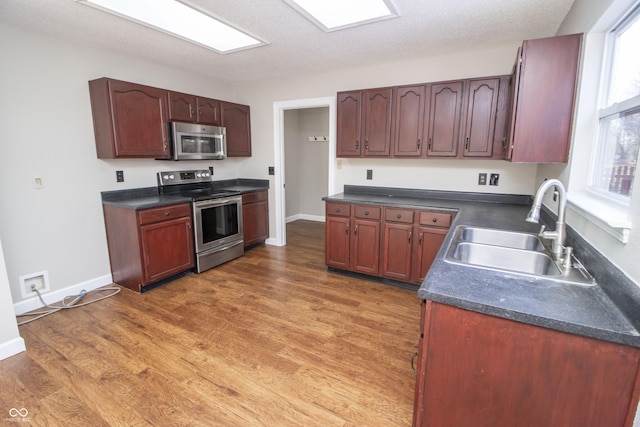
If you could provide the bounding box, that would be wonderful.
[326,202,351,217]
[354,205,381,220]
[242,190,268,204]
[138,204,191,225]
[385,208,414,224]
[419,211,452,228]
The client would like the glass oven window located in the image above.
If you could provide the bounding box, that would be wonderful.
[201,203,239,244]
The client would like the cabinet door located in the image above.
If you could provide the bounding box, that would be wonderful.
[462,78,499,157]
[351,218,381,275]
[90,78,170,158]
[426,81,464,157]
[362,88,393,156]
[325,216,351,269]
[507,34,582,163]
[381,222,414,281]
[221,101,252,157]
[140,217,194,284]
[197,97,221,125]
[393,85,426,157]
[413,226,448,284]
[243,192,269,247]
[336,91,362,157]
[167,91,197,122]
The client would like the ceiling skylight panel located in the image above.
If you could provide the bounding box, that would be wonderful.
[283,0,399,32]
[77,0,267,53]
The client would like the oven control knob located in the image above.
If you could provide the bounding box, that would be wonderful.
[204,172,210,177]
[169,174,174,180]
[163,174,169,179]
[196,173,201,178]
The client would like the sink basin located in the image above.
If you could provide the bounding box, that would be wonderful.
[459,226,545,251]
[451,242,560,276]
[444,226,596,286]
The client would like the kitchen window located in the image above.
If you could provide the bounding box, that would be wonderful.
[589,6,640,206]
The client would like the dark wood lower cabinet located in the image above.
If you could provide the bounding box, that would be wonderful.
[102,203,194,292]
[326,202,451,285]
[413,301,640,427]
[325,203,381,275]
[242,190,269,247]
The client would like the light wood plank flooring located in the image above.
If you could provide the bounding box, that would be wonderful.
[1,220,421,426]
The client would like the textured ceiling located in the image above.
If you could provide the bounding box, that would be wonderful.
[0,0,575,83]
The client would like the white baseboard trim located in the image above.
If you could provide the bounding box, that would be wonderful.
[286,214,325,223]
[0,337,26,361]
[13,274,113,315]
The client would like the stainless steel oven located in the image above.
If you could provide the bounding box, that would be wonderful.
[192,195,243,273]
[158,170,244,273]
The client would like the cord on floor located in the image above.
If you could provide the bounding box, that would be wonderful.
[16,286,121,325]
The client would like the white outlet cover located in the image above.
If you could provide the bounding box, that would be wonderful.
[19,270,50,299]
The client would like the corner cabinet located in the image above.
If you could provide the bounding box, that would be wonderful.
[221,101,252,157]
[89,78,170,159]
[326,201,452,285]
[505,33,582,163]
[242,190,269,247]
[102,203,194,292]
[413,301,640,427]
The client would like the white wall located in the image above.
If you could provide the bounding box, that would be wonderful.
[284,109,301,218]
[237,44,540,239]
[0,23,246,306]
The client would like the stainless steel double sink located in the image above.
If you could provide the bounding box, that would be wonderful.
[444,226,595,286]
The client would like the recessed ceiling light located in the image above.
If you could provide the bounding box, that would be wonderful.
[283,0,399,32]
[77,0,267,54]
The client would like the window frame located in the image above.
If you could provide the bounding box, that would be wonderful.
[587,4,640,206]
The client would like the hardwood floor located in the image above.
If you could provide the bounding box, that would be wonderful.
[1,220,421,426]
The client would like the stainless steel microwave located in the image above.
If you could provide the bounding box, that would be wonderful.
[168,122,227,160]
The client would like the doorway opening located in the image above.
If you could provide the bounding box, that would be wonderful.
[273,97,336,246]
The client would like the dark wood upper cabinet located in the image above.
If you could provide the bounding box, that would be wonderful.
[337,88,393,157]
[461,77,500,158]
[393,85,427,157]
[506,33,582,163]
[89,78,170,159]
[197,97,221,126]
[167,91,197,123]
[337,91,363,157]
[426,81,464,157]
[167,92,221,126]
[221,101,252,157]
[362,88,393,157]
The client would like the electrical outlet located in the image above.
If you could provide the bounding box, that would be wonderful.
[268,166,275,175]
[19,271,50,298]
[116,170,124,182]
[366,169,373,180]
[478,173,487,185]
[209,166,214,175]
[490,173,500,186]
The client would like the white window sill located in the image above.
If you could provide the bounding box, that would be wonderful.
[567,191,632,244]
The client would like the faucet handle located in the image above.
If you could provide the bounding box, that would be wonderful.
[538,225,546,237]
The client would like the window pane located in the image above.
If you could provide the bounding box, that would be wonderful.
[610,13,640,104]
[593,109,640,197]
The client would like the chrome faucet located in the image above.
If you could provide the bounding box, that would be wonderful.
[526,179,569,262]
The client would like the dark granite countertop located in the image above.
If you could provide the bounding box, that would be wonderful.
[324,185,640,348]
[101,178,269,210]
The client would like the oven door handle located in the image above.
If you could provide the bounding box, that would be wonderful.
[215,240,244,252]
[194,196,241,208]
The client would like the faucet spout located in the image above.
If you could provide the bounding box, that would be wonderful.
[527,179,567,260]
